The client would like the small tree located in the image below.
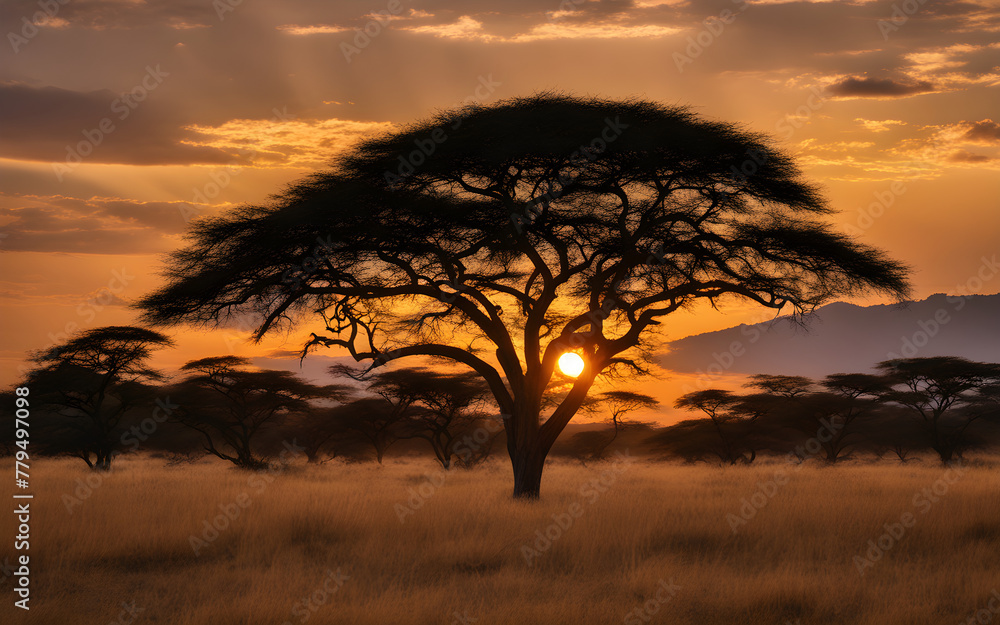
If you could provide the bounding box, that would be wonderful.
[327,397,409,464]
[172,356,331,469]
[745,374,814,399]
[280,383,356,463]
[875,357,1000,464]
[673,389,764,465]
[332,366,494,467]
[805,373,885,463]
[397,369,494,469]
[26,326,173,470]
[572,390,657,462]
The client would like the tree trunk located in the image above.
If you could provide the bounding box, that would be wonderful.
[93,450,112,471]
[511,447,546,499]
[934,444,954,465]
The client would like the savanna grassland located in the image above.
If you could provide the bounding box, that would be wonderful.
[2,454,999,625]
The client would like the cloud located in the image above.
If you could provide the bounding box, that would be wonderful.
[181,118,395,168]
[961,119,1000,143]
[826,76,937,98]
[0,82,393,169]
[402,15,488,40]
[796,117,1000,180]
[0,0,216,30]
[855,119,907,132]
[277,24,352,35]
[0,82,234,166]
[947,150,994,163]
[398,14,681,41]
[0,193,224,254]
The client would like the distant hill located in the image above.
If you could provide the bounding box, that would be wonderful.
[656,293,1000,379]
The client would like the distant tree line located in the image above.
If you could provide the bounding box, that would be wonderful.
[2,326,502,471]
[656,358,1000,465]
[3,326,999,470]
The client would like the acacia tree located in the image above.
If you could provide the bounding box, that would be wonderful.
[393,369,493,469]
[571,390,658,462]
[26,326,173,470]
[327,397,410,463]
[284,403,355,464]
[673,389,767,464]
[745,374,814,399]
[875,357,1000,464]
[806,373,885,463]
[138,94,910,497]
[172,356,332,469]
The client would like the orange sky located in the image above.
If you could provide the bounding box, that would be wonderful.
[1,0,998,422]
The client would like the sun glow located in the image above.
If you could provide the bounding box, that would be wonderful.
[557,352,585,377]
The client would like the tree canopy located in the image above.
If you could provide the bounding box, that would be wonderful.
[27,326,173,470]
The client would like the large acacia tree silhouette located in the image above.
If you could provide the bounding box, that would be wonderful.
[139,94,910,498]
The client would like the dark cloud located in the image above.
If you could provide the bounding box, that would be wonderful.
[0,0,215,30]
[0,195,214,254]
[0,82,235,166]
[962,119,1000,143]
[947,150,994,163]
[826,76,936,98]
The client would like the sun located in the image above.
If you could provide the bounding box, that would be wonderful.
[557,352,585,377]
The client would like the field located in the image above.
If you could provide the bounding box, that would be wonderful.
[2,454,999,625]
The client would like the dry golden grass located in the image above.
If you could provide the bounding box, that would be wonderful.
[2,453,999,625]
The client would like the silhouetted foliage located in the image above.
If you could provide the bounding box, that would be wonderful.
[282,402,356,464]
[671,389,767,464]
[329,365,496,467]
[744,374,814,398]
[24,326,173,470]
[171,356,335,469]
[874,357,1000,464]
[571,390,658,462]
[325,397,408,464]
[138,94,911,497]
[393,369,494,469]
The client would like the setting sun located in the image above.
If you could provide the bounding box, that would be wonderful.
[558,352,585,377]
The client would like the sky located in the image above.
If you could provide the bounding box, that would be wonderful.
[1,0,998,420]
